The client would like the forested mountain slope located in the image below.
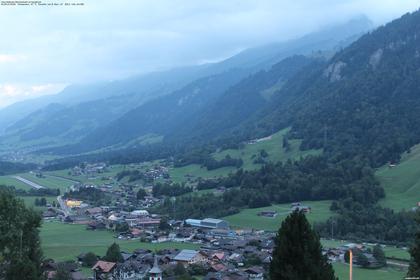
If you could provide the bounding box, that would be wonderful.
[254,9,420,167]
[56,55,316,154]
[8,17,371,155]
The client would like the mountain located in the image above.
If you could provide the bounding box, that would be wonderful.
[0,16,373,155]
[63,56,312,153]
[244,9,420,167]
[43,17,372,155]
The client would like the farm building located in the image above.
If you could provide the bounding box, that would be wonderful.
[173,249,207,265]
[185,218,229,229]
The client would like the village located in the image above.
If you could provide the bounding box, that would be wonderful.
[34,163,398,280]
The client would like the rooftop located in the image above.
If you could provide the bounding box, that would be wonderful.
[92,261,116,273]
[174,249,199,261]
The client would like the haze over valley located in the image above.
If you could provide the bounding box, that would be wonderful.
[1,2,420,280]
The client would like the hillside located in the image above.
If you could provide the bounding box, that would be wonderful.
[170,128,321,182]
[377,143,420,211]
[27,17,371,156]
[66,56,314,153]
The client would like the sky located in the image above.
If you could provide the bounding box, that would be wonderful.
[0,0,419,108]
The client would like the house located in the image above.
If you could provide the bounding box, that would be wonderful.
[291,205,311,213]
[92,261,117,280]
[85,207,102,216]
[245,267,264,280]
[257,211,277,218]
[87,221,106,230]
[173,249,207,265]
[43,209,57,219]
[131,210,149,217]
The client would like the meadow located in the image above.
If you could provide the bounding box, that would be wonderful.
[170,128,321,183]
[0,175,31,190]
[376,143,420,211]
[321,239,410,261]
[332,262,406,280]
[40,221,199,261]
[223,200,333,231]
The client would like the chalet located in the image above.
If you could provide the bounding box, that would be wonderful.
[245,266,264,280]
[43,209,57,219]
[87,221,106,230]
[257,211,277,218]
[92,261,117,280]
[85,207,102,216]
[291,205,311,213]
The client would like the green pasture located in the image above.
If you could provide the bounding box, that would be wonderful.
[40,221,199,261]
[376,143,420,211]
[223,200,333,231]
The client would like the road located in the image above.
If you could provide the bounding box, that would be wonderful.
[13,176,45,190]
[57,195,71,217]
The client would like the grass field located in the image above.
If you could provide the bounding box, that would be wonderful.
[321,239,410,261]
[333,262,406,280]
[41,221,199,261]
[376,143,420,210]
[20,196,56,211]
[45,164,150,186]
[17,173,75,192]
[0,175,32,190]
[223,200,333,231]
[170,128,321,183]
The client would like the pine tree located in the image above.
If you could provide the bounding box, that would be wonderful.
[408,212,420,277]
[270,210,337,280]
[104,242,123,263]
[0,188,43,280]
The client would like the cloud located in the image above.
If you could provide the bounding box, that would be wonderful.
[0,54,26,63]
[0,83,67,108]
[0,0,419,106]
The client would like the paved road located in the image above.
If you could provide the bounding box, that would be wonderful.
[57,195,71,217]
[13,176,45,190]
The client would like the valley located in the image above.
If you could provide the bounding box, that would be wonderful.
[1,5,420,280]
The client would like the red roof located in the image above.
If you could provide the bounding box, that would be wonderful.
[92,261,116,273]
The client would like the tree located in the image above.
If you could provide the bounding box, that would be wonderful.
[52,263,72,280]
[373,245,386,267]
[115,222,129,233]
[104,243,123,263]
[270,210,337,280]
[408,212,420,277]
[0,188,43,280]
[137,188,147,200]
[82,252,98,267]
[159,216,171,231]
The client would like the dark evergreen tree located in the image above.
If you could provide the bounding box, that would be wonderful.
[137,188,147,200]
[104,243,123,263]
[270,211,337,280]
[0,188,43,280]
[408,212,420,277]
[82,252,98,267]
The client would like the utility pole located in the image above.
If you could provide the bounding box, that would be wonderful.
[349,249,353,280]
